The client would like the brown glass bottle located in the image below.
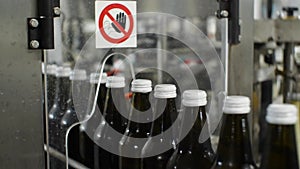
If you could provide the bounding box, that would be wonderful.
[43,64,57,109]
[79,72,107,169]
[260,104,299,169]
[48,66,71,169]
[167,90,215,169]
[94,76,128,169]
[119,79,153,169]
[60,69,87,168]
[142,84,178,169]
[211,96,257,169]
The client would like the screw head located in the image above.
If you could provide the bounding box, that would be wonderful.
[29,19,39,28]
[220,10,229,17]
[30,40,40,49]
[53,7,61,15]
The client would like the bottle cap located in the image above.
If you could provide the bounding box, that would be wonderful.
[266,104,298,125]
[70,69,87,81]
[182,90,207,107]
[90,72,107,84]
[47,64,57,75]
[223,96,251,114]
[56,66,72,77]
[41,63,57,75]
[154,84,177,99]
[131,79,152,93]
[106,76,125,88]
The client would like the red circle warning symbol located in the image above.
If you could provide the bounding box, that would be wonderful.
[98,3,134,44]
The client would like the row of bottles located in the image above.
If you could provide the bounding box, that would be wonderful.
[43,63,299,169]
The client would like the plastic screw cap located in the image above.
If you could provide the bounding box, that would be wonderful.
[267,104,298,125]
[56,66,72,77]
[182,90,207,107]
[90,72,107,84]
[106,76,125,88]
[70,69,87,81]
[223,95,251,114]
[154,84,177,99]
[131,79,152,93]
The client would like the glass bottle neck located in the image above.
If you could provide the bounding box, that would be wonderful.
[216,113,255,164]
[260,124,299,169]
[103,87,127,117]
[96,83,106,113]
[178,106,210,150]
[131,92,151,112]
[150,98,176,136]
[267,124,297,145]
[103,87,128,133]
[94,83,107,95]
[47,75,56,89]
[54,77,71,110]
[126,92,152,138]
[263,124,298,159]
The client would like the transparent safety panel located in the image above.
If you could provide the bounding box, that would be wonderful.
[43,1,225,168]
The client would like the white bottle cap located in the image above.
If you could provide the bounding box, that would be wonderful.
[182,90,207,107]
[90,72,107,84]
[47,65,57,75]
[131,79,152,93]
[154,84,177,99]
[266,104,298,125]
[41,63,57,75]
[106,76,125,88]
[223,96,251,114]
[56,66,72,77]
[70,69,87,81]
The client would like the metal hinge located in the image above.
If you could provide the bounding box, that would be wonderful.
[27,0,60,49]
[216,0,241,45]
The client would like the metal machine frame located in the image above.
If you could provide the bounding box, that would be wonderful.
[0,0,45,168]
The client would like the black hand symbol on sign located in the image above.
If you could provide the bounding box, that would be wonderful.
[111,12,126,33]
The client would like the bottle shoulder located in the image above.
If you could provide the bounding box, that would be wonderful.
[167,148,214,169]
[49,104,65,119]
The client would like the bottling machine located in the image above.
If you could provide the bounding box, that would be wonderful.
[1,0,300,168]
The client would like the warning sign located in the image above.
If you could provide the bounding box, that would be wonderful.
[95,1,137,48]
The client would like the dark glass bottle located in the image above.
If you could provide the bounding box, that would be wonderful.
[79,72,107,169]
[119,79,153,169]
[211,96,257,169]
[43,64,58,109]
[60,69,87,167]
[48,66,72,169]
[95,73,108,114]
[94,76,128,169]
[142,84,178,169]
[260,104,299,169]
[167,90,215,169]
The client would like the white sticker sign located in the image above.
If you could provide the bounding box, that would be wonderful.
[95,1,137,48]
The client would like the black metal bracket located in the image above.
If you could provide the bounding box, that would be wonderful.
[27,0,60,49]
[216,0,241,45]
[27,18,54,49]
